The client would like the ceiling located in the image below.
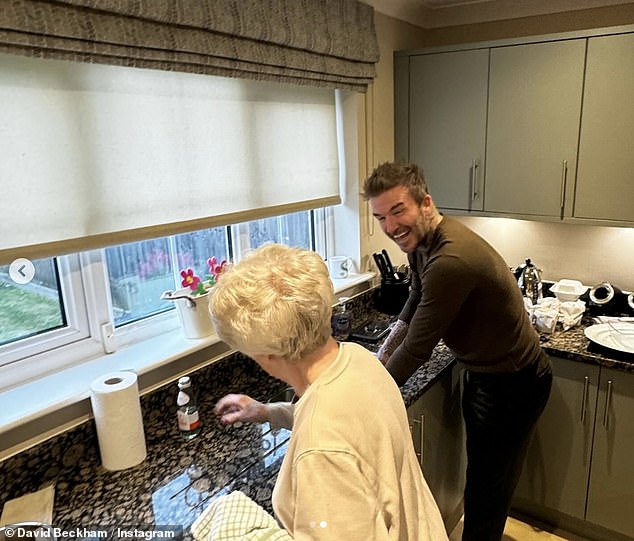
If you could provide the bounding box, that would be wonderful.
[363,0,634,28]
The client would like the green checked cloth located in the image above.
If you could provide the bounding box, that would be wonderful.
[191,491,292,541]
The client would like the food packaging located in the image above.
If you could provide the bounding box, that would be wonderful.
[549,279,588,302]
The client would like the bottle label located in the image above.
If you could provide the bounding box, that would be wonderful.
[178,409,200,431]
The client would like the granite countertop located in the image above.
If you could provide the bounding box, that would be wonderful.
[538,316,634,372]
[3,308,632,540]
[45,342,457,539]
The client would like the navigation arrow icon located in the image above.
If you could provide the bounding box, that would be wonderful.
[9,258,35,285]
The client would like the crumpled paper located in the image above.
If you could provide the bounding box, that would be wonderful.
[559,300,586,330]
[533,298,560,334]
[524,297,586,333]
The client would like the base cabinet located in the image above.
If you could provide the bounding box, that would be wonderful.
[407,363,466,534]
[513,356,634,540]
[585,366,634,538]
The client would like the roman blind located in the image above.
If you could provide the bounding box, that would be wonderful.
[0,0,381,264]
[0,0,379,92]
[0,52,342,263]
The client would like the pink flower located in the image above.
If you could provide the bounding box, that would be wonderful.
[207,257,228,279]
[180,268,201,291]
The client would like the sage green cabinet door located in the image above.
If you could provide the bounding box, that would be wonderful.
[574,33,634,222]
[586,367,634,538]
[485,40,585,217]
[513,356,599,519]
[407,363,466,533]
[408,49,489,211]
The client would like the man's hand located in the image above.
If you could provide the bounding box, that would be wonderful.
[213,394,268,425]
[376,319,409,365]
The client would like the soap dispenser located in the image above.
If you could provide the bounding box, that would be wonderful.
[331,297,352,341]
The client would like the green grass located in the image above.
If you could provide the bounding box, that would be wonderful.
[0,281,64,345]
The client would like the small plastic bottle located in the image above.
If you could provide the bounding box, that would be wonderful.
[331,297,352,341]
[177,376,202,440]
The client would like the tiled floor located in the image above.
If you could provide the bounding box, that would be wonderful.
[449,515,592,541]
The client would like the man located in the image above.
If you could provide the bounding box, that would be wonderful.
[363,162,552,541]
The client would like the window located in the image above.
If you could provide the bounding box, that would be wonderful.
[0,255,90,368]
[0,209,326,381]
[0,258,66,346]
[106,226,230,327]
[232,210,314,259]
[0,53,347,392]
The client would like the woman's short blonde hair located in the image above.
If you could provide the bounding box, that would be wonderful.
[209,244,336,360]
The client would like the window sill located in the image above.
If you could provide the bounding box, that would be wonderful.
[0,325,233,460]
[331,272,376,295]
[0,272,375,461]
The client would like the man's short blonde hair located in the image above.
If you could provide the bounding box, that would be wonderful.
[209,243,336,360]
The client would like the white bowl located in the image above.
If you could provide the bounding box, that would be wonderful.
[550,279,588,302]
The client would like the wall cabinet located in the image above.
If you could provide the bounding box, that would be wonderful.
[395,26,634,226]
[407,363,466,534]
[513,356,634,540]
[574,33,634,222]
[484,40,585,217]
[400,49,489,211]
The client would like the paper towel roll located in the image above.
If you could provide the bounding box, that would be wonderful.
[90,371,147,471]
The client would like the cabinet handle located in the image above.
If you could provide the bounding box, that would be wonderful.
[409,422,421,462]
[413,415,424,468]
[471,159,479,202]
[560,159,568,214]
[603,380,613,429]
[581,375,589,423]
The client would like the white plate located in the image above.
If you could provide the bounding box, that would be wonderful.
[584,323,634,354]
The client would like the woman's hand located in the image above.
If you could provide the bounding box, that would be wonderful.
[213,394,268,425]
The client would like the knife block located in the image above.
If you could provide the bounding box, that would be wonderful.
[374,273,410,315]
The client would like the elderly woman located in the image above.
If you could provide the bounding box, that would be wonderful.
[210,243,447,541]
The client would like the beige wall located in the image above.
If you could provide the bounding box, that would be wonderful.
[359,13,427,273]
[359,9,634,291]
[422,3,634,47]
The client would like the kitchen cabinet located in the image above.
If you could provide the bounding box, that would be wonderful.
[574,33,634,223]
[395,26,634,227]
[513,356,599,519]
[585,366,634,538]
[407,363,466,533]
[397,49,489,211]
[484,39,585,217]
[513,357,634,540]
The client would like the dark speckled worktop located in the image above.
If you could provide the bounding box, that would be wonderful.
[0,292,631,540]
[539,316,634,371]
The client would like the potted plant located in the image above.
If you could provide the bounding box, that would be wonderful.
[161,257,228,339]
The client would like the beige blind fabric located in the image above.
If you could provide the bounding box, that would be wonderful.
[0,53,342,264]
[0,0,379,92]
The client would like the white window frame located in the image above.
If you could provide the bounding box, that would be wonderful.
[0,209,336,393]
[0,254,90,366]
[230,209,328,262]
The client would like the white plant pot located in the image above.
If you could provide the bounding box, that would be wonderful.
[162,286,215,339]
